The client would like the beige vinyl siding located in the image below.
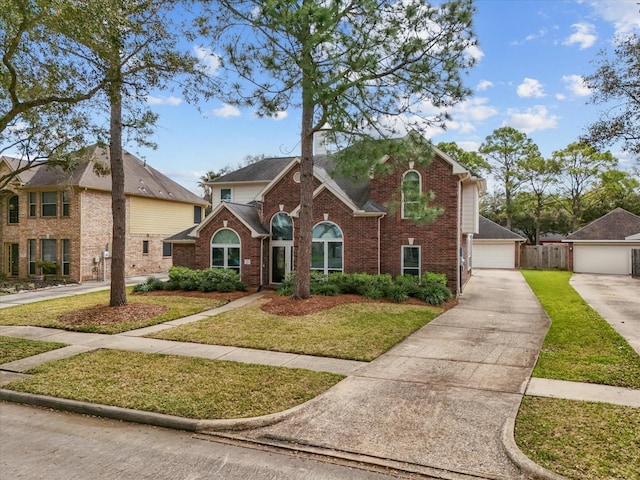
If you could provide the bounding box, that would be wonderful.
[461,183,479,234]
[211,183,269,209]
[129,196,197,235]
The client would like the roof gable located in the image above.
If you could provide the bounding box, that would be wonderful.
[565,208,640,241]
[22,145,205,205]
[475,216,525,240]
[191,201,269,239]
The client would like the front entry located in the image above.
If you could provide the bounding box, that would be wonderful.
[4,243,19,277]
[271,243,293,284]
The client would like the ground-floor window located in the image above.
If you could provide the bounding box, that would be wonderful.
[402,245,421,276]
[40,239,57,274]
[162,242,172,257]
[211,228,241,273]
[62,239,70,276]
[28,239,36,275]
[311,221,343,275]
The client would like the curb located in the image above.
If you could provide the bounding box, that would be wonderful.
[501,416,568,480]
[0,389,199,432]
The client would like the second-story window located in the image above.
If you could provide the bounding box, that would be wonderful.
[221,188,231,201]
[7,195,19,224]
[401,170,421,219]
[62,191,70,216]
[41,191,57,217]
[29,192,37,217]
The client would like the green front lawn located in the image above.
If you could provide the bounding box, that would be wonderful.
[149,300,440,361]
[0,336,66,364]
[0,289,227,334]
[4,349,344,419]
[521,270,640,388]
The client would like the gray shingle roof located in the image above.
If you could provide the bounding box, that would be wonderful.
[475,216,525,240]
[22,145,205,205]
[1,156,40,184]
[212,157,296,183]
[565,208,640,240]
[225,201,269,236]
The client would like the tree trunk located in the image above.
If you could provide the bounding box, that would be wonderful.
[109,78,127,307]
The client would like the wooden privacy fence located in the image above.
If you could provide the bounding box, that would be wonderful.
[632,249,640,278]
[521,244,569,270]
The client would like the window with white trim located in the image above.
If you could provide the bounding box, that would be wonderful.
[401,170,421,219]
[311,222,343,275]
[220,188,232,201]
[271,212,293,240]
[402,245,420,276]
[7,195,18,224]
[211,228,241,273]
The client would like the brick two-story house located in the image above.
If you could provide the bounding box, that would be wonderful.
[1,145,207,282]
[167,133,484,295]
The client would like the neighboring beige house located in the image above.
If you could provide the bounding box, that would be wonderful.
[1,146,207,282]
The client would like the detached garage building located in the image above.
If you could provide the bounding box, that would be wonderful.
[564,208,640,275]
[473,216,525,269]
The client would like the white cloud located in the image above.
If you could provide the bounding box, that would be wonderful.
[476,80,494,91]
[555,93,566,101]
[272,111,288,120]
[505,105,559,133]
[589,0,640,37]
[465,44,484,62]
[146,95,182,106]
[213,104,241,118]
[193,45,221,75]
[563,23,597,49]
[517,78,545,98]
[562,74,591,97]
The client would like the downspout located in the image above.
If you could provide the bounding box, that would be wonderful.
[377,214,385,274]
[259,236,264,290]
[456,179,462,297]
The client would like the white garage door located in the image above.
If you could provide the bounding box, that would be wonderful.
[573,245,630,275]
[473,243,515,269]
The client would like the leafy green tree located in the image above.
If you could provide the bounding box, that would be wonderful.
[1,0,110,188]
[582,169,640,221]
[583,33,640,158]
[57,0,212,306]
[552,142,617,231]
[519,155,559,244]
[198,170,220,214]
[436,141,489,174]
[202,0,477,298]
[479,126,541,230]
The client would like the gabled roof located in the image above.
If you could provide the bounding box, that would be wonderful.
[1,156,40,184]
[189,201,269,240]
[20,145,205,205]
[212,157,296,183]
[475,216,525,241]
[565,208,640,241]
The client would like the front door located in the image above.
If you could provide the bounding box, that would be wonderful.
[271,243,293,284]
[5,243,19,277]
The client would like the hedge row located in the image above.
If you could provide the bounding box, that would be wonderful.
[278,271,452,305]
[133,266,246,293]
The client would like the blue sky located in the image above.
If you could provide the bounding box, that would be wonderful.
[136,0,640,195]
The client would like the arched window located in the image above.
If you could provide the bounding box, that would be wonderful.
[271,212,293,241]
[7,195,19,224]
[211,228,240,273]
[311,222,343,275]
[402,170,421,219]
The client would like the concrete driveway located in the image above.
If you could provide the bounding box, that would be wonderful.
[570,274,640,356]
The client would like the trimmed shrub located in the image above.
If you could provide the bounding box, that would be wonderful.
[386,284,410,303]
[416,283,452,305]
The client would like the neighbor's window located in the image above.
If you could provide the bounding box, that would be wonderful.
[62,239,70,275]
[7,195,19,224]
[41,191,57,217]
[28,239,36,275]
[162,242,172,257]
[402,170,421,219]
[62,191,70,216]
[142,240,149,254]
[311,221,343,275]
[211,228,240,273]
[29,192,37,217]
[402,245,421,277]
[220,188,231,201]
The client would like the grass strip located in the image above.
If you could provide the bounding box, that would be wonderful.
[150,301,439,361]
[4,349,344,419]
[0,289,227,334]
[0,336,66,364]
[521,270,640,388]
[516,396,640,480]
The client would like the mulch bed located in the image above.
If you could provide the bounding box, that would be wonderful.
[57,303,169,326]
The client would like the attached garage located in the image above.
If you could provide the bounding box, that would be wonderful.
[565,208,640,276]
[473,216,525,269]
